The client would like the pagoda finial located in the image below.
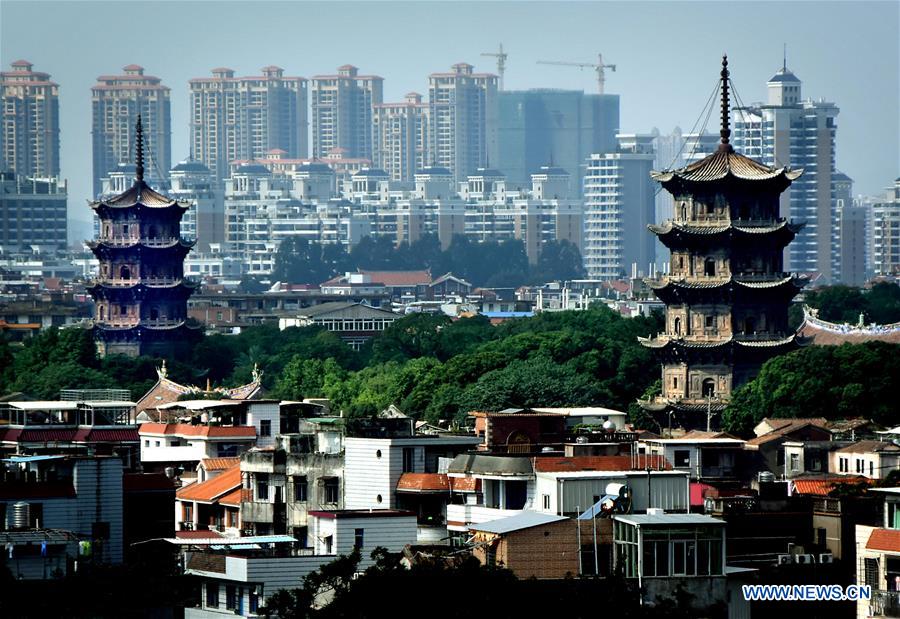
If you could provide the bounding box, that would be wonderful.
[135,114,145,182]
[783,43,787,71]
[719,55,731,150]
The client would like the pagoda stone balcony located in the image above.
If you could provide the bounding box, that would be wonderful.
[97,236,183,247]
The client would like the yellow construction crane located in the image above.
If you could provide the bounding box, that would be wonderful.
[481,43,508,90]
[537,53,616,94]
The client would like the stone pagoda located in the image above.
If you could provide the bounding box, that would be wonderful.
[88,117,200,357]
[639,56,806,425]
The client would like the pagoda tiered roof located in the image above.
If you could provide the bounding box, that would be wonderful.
[638,333,798,352]
[651,144,802,190]
[89,179,190,215]
[649,219,804,247]
[647,274,806,303]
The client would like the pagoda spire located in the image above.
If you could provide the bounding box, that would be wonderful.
[135,114,144,182]
[719,55,731,150]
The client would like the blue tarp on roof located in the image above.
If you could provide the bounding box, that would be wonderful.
[3,455,66,463]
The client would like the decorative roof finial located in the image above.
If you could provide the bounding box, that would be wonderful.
[135,114,145,182]
[719,55,731,150]
[783,43,787,71]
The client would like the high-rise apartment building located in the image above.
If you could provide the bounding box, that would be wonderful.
[832,171,867,285]
[311,65,383,160]
[0,172,67,253]
[496,89,619,195]
[372,92,429,182]
[92,65,171,196]
[732,63,839,280]
[169,160,224,253]
[189,66,308,183]
[583,135,656,279]
[873,179,900,277]
[372,93,429,182]
[1,60,60,178]
[428,63,498,182]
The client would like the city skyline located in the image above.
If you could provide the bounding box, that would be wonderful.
[1,0,897,242]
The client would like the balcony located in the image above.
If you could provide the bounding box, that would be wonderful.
[870,590,900,618]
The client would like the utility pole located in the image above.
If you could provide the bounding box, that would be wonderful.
[481,43,508,90]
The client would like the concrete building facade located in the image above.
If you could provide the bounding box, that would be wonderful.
[311,65,383,160]
[372,92,429,182]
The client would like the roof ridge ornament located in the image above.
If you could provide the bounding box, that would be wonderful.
[135,114,145,182]
[719,55,732,152]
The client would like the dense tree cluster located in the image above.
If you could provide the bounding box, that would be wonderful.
[722,341,900,435]
[272,233,585,288]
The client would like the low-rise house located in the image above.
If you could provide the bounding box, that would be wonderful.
[182,509,417,618]
[469,511,579,578]
[753,417,829,437]
[176,464,243,536]
[197,457,241,483]
[745,419,832,478]
[0,393,140,466]
[783,440,853,479]
[135,362,263,417]
[832,441,900,480]
[240,427,344,539]
[0,455,124,563]
[640,432,746,482]
[613,512,727,606]
[277,301,399,350]
[445,454,689,541]
[855,488,900,619]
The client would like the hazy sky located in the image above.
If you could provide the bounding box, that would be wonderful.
[2,0,898,241]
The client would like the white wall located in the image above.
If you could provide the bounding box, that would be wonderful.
[247,402,280,449]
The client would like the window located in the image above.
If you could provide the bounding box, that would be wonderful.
[870,461,874,477]
[701,378,716,398]
[293,476,307,502]
[705,315,714,329]
[225,585,237,610]
[402,447,415,473]
[674,450,690,468]
[704,258,716,277]
[206,582,219,608]
[542,494,551,510]
[144,440,149,447]
[257,474,269,501]
[354,528,364,551]
[322,478,339,504]
[673,317,681,335]
[839,457,848,472]
[324,535,333,554]
[260,420,271,437]
[789,453,800,472]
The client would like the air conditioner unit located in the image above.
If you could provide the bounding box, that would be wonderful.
[819,553,834,564]
[777,554,792,565]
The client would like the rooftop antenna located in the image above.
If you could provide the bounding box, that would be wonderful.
[135,114,145,182]
[481,43,508,90]
[719,55,731,151]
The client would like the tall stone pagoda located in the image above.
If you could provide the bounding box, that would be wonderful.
[88,117,200,357]
[639,56,805,424]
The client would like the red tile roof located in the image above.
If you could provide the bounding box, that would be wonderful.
[358,269,431,286]
[867,529,900,552]
[791,476,869,496]
[73,428,140,443]
[201,457,241,471]
[176,466,242,503]
[218,487,248,507]
[139,423,256,439]
[533,455,671,473]
[450,477,480,493]
[746,421,830,446]
[396,473,450,493]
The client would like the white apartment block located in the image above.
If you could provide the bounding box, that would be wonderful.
[311,65,383,160]
[732,63,839,280]
[189,67,308,183]
[1,60,60,178]
[583,135,656,279]
[873,179,900,277]
[372,92,429,182]
[91,65,171,196]
[428,63,498,182]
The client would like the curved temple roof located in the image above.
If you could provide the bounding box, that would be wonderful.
[648,220,804,237]
[651,146,802,185]
[90,180,188,210]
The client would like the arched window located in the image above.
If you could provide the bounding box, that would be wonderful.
[98,306,105,320]
[120,265,131,280]
[680,203,688,220]
[150,307,159,320]
[673,317,682,336]
[702,379,716,398]
[704,258,716,277]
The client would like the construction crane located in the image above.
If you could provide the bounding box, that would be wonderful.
[481,43,508,90]
[537,53,616,94]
